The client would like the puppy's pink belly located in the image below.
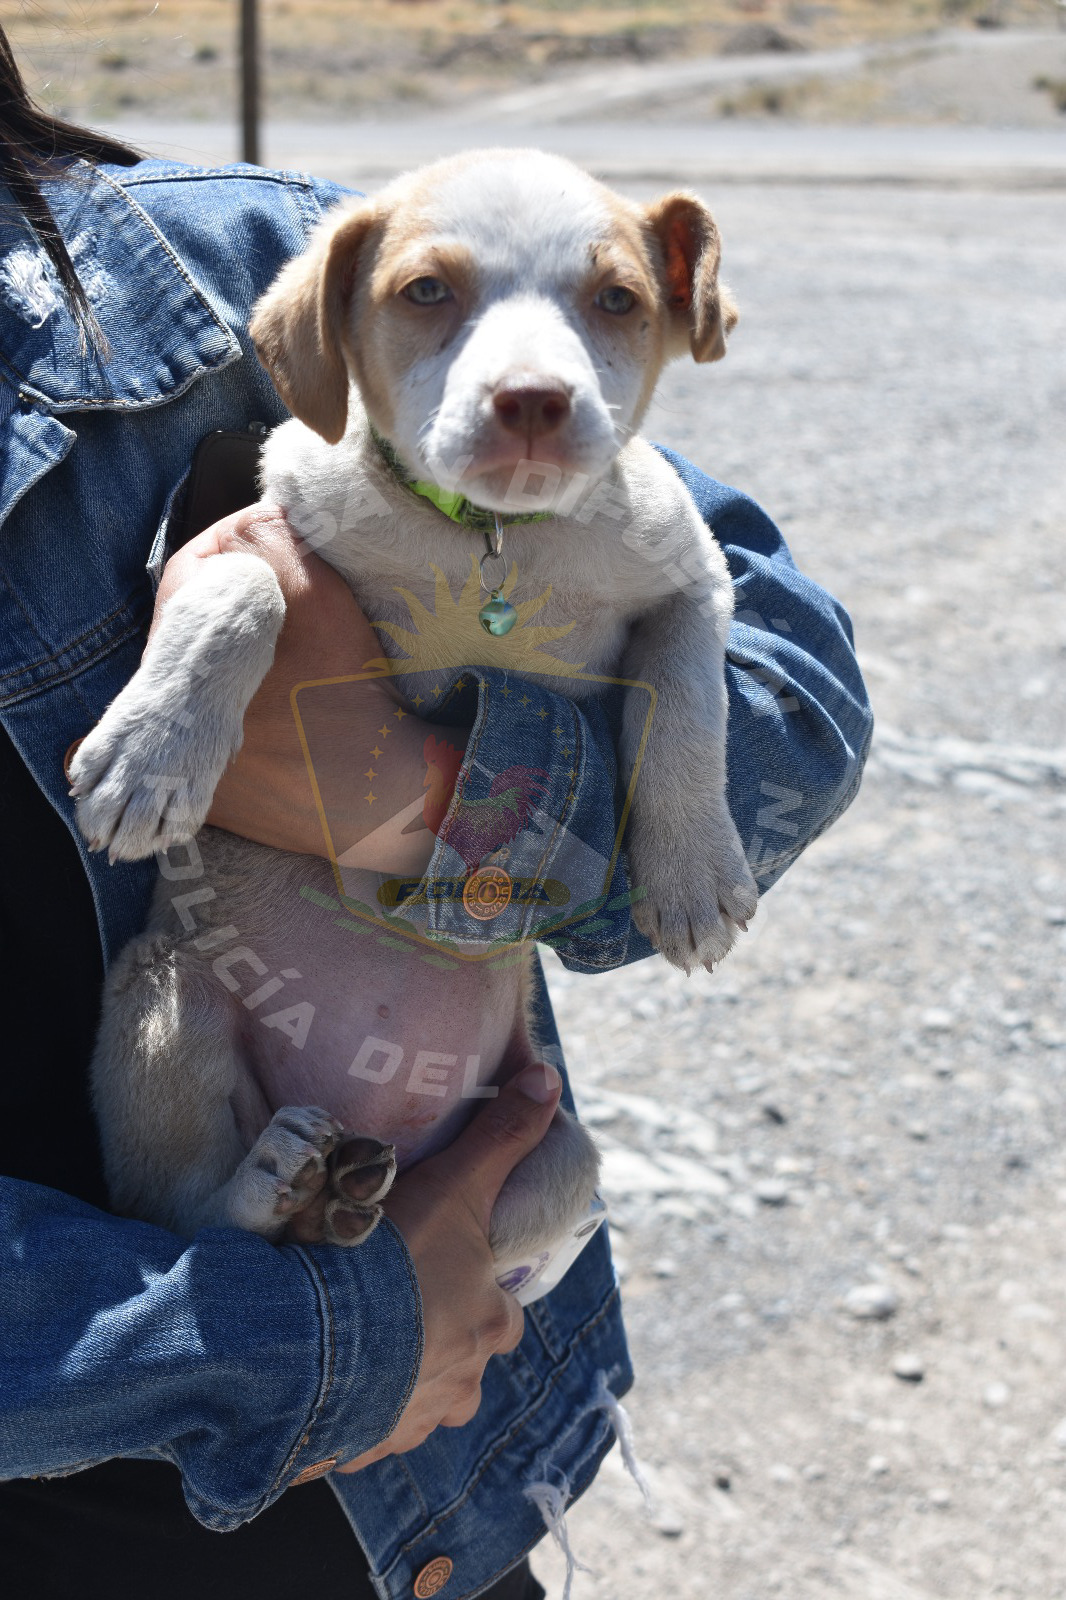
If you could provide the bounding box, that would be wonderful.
[245,935,528,1167]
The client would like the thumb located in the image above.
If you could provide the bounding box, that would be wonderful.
[433,1063,562,1231]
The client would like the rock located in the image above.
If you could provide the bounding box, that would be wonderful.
[673,1112,719,1158]
[907,1122,930,1141]
[755,1178,790,1206]
[867,1455,891,1477]
[774,1157,812,1177]
[721,23,805,56]
[1050,1417,1066,1451]
[652,1256,678,1278]
[769,1462,795,1484]
[735,1073,767,1095]
[1011,1301,1055,1324]
[655,1151,732,1197]
[843,1283,900,1320]
[599,1147,670,1195]
[983,1381,1011,1409]
[651,1504,685,1537]
[921,1008,955,1032]
[892,1352,925,1383]
[929,1486,952,1508]
[802,1463,827,1482]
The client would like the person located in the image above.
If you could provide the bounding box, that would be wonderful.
[0,26,873,1600]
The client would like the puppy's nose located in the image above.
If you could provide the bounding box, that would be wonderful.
[492,379,571,438]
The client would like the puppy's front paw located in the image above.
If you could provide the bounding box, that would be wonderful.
[629,811,758,972]
[70,699,241,861]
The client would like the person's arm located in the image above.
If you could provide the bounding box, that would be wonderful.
[0,1181,418,1524]
[0,1070,561,1519]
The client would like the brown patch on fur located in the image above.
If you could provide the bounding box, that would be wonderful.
[352,235,477,415]
[249,198,382,443]
[583,187,670,424]
[644,192,737,364]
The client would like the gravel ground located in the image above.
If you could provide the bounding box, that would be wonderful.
[529,181,1066,1598]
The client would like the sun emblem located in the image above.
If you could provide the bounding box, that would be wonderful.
[366,556,587,681]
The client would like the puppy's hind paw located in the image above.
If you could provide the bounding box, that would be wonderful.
[303,1135,396,1247]
[227,1105,344,1235]
[323,1196,384,1247]
[329,1135,396,1207]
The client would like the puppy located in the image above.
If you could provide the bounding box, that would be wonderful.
[70,150,758,1265]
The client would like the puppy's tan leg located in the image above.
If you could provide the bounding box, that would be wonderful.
[489,1108,601,1261]
[92,936,345,1240]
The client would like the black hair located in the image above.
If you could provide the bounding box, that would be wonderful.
[0,23,141,347]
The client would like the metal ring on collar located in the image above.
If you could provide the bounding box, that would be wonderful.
[479,547,508,593]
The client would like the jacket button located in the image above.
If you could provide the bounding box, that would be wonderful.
[290,1456,337,1485]
[413,1556,453,1597]
[462,865,512,921]
[63,737,85,783]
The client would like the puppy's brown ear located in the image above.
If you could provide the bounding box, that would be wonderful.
[646,192,737,364]
[249,200,378,444]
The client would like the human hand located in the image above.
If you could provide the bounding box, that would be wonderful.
[337,1062,563,1471]
[153,507,464,863]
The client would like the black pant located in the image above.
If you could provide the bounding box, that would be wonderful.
[0,1460,545,1600]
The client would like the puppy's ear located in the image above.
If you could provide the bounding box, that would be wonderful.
[249,200,378,444]
[645,192,737,363]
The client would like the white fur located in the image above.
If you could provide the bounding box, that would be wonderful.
[70,554,285,861]
[382,155,646,505]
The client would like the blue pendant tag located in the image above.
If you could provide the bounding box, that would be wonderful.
[479,592,518,636]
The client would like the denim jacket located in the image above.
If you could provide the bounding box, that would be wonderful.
[0,160,872,1598]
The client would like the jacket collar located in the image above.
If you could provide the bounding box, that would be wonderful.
[0,161,241,414]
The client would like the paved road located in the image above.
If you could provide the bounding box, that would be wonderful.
[451,25,1065,124]
[108,117,1066,187]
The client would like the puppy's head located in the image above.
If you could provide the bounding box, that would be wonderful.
[250,151,736,513]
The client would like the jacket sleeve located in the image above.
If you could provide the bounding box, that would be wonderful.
[0,1179,422,1530]
[404,453,872,973]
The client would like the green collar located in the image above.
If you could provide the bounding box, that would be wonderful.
[371,427,553,533]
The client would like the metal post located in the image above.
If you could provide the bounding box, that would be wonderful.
[240,0,260,166]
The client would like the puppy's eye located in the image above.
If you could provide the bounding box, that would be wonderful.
[596,286,636,316]
[403,277,453,307]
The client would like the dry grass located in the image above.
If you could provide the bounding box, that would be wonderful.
[3,0,1058,121]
